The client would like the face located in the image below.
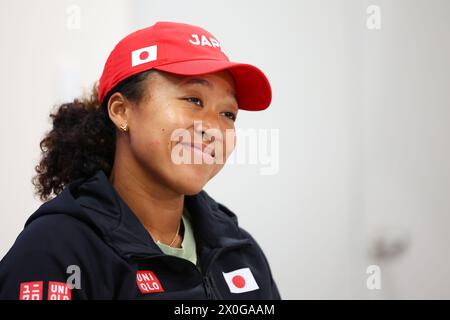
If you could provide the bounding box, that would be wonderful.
[108,69,238,195]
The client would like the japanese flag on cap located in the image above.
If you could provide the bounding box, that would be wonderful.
[98,21,272,111]
[222,267,260,294]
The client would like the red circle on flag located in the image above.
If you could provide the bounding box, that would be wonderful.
[232,275,246,288]
[139,51,149,61]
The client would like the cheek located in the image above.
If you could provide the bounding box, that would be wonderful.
[223,130,237,159]
[209,163,225,180]
[131,130,165,164]
[147,139,165,151]
[132,104,185,155]
[130,117,171,160]
[147,128,173,155]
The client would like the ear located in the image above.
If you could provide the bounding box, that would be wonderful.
[107,92,131,130]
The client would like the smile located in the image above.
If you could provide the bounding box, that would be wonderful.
[179,142,215,163]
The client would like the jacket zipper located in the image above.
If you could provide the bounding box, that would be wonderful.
[203,275,217,299]
[201,241,252,300]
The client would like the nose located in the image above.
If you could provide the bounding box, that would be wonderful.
[193,113,222,143]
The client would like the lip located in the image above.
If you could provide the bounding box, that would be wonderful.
[180,142,215,158]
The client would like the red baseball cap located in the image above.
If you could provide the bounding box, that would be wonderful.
[98,21,272,111]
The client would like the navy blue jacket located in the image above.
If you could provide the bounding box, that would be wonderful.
[0,170,280,300]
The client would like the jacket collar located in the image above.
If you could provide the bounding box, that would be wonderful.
[26,169,249,260]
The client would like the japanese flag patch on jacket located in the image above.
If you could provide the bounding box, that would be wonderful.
[222,267,260,294]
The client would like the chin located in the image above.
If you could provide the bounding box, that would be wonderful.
[175,181,205,196]
[171,164,215,195]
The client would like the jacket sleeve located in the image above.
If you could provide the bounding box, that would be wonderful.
[0,215,90,300]
[0,249,82,300]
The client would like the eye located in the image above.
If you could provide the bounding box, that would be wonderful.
[184,97,203,106]
[222,111,237,121]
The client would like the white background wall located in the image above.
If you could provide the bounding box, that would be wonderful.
[1,0,449,299]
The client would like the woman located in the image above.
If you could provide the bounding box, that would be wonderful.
[0,21,280,300]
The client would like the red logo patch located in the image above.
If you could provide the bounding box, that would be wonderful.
[136,270,164,294]
[19,281,43,300]
[47,282,72,300]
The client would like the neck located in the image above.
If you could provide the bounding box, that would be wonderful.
[109,150,184,246]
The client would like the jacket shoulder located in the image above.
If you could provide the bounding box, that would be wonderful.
[13,214,100,255]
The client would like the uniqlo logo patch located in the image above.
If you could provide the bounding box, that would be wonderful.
[19,281,43,300]
[136,270,164,294]
[222,267,260,294]
[47,282,72,300]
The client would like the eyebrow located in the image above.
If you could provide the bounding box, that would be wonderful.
[178,77,238,107]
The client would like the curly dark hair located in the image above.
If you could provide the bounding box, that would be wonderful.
[32,69,156,202]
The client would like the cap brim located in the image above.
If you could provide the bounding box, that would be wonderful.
[154,59,272,111]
